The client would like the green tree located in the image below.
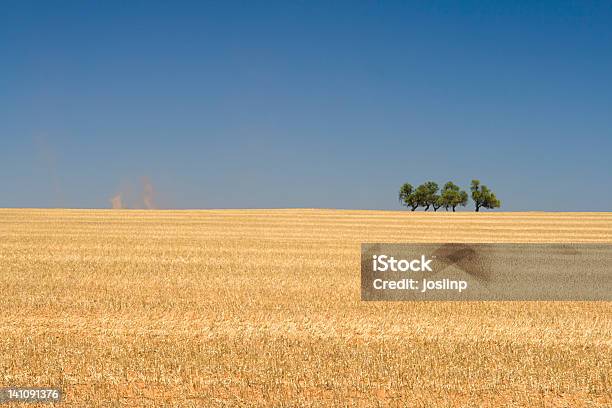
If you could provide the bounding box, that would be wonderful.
[471,180,501,212]
[432,195,444,211]
[414,181,439,211]
[398,183,419,211]
[440,181,468,212]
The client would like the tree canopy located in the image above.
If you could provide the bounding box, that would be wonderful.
[470,180,501,212]
[439,181,468,212]
[413,181,439,211]
[399,180,499,212]
[398,183,419,211]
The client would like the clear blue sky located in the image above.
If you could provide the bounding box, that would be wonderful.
[1,1,611,210]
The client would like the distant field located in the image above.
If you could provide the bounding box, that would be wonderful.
[0,209,610,407]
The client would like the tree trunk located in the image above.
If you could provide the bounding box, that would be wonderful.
[424,205,430,211]
[452,206,456,212]
[475,205,480,212]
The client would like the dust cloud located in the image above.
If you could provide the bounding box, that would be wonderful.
[109,177,156,209]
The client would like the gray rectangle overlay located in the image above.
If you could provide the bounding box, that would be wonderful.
[0,388,62,403]
[361,243,612,301]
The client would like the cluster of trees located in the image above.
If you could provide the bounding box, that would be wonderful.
[399,180,501,212]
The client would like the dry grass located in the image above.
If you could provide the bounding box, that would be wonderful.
[0,209,611,407]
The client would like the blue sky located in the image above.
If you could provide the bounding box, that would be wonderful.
[1,1,611,210]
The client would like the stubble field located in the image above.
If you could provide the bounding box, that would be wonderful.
[0,209,611,407]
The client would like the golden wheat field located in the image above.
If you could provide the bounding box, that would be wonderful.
[0,209,611,407]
